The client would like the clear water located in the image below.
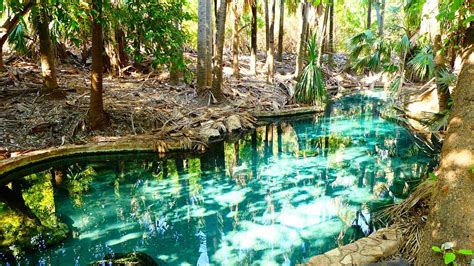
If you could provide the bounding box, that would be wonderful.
[0,90,436,265]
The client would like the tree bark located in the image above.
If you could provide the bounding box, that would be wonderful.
[374,0,383,36]
[88,0,109,130]
[266,0,276,84]
[294,0,307,78]
[0,0,36,70]
[367,0,372,29]
[37,4,64,99]
[317,4,329,67]
[232,0,240,79]
[205,0,213,86]
[277,0,284,62]
[264,0,270,52]
[250,0,258,76]
[210,0,227,101]
[328,0,334,67]
[197,0,208,90]
[434,34,450,112]
[416,24,474,266]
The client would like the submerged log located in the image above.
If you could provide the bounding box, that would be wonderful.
[254,105,324,118]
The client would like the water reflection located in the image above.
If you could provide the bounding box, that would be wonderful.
[0,91,436,265]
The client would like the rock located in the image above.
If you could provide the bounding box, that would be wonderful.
[90,252,163,266]
[224,115,242,132]
[199,127,221,142]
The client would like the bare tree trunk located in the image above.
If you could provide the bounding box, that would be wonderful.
[434,34,450,112]
[37,4,64,99]
[232,0,240,79]
[0,0,36,70]
[277,0,284,62]
[416,24,474,266]
[266,0,276,84]
[264,0,270,52]
[197,0,208,90]
[380,0,385,35]
[170,5,183,85]
[317,4,329,67]
[328,0,334,67]
[211,0,227,101]
[89,0,109,130]
[374,0,383,36]
[367,0,372,29]
[205,0,213,86]
[294,0,307,78]
[250,0,258,76]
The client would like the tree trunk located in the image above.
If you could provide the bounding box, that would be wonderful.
[277,0,284,62]
[88,0,109,130]
[328,0,334,67]
[367,0,372,29]
[264,0,270,52]
[374,0,383,36]
[434,35,450,112]
[0,0,36,70]
[416,24,474,265]
[197,0,208,90]
[170,6,183,85]
[37,4,64,99]
[317,4,329,67]
[294,0,307,78]
[205,0,213,86]
[232,0,240,79]
[266,0,276,84]
[211,0,227,101]
[250,0,258,76]
[380,0,385,35]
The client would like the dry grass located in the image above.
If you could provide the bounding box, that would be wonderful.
[376,178,435,263]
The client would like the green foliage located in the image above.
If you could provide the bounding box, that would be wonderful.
[432,244,474,265]
[408,46,434,80]
[438,70,457,88]
[8,20,29,54]
[348,30,390,73]
[294,34,327,106]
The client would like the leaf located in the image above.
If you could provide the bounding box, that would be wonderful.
[432,246,442,253]
[457,249,473,255]
[444,252,456,265]
[429,173,437,180]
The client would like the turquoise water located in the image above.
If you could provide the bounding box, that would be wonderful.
[0,90,436,265]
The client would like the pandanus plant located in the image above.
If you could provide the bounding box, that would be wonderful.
[294,33,328,106]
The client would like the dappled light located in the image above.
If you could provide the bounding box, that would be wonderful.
[0,91,436,264]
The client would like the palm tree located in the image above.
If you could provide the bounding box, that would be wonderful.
[197,0,209,90]
[294,0,307,78]
[35,1,64,98]
[266,0,276,84]
[211,0,227,101]
[232,0,240,79]
[89,0,109,130]
[250,0,258,76]
[277,0,284,61]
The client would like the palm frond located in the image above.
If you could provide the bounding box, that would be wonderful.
[437,69,457,88]
[8,20,29,54]
[408,46,434,80]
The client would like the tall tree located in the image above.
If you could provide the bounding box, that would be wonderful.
[232,0,240,79]
[294,0,307,78]
[205,0,213,86]
[417,23,474,265]
[89,0,109,130]
[264,0,269,52]
[374,0,384,36]
[35,1,64,98]
[317,3,329,66]
[367,0,372,29]
[0,0,36,70]
[266,0,276,84]
[328,0,334,67]
[277,0,284,61]
[250,0,258,76]
[197,0,209,90]
[211,0,227,101]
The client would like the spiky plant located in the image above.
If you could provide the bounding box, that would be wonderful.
[390,33,411,93]
[408,46,434,80]
[294,34,327,106]
[348,30,389,73]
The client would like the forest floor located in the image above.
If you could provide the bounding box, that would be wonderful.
[0,51,367,159]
